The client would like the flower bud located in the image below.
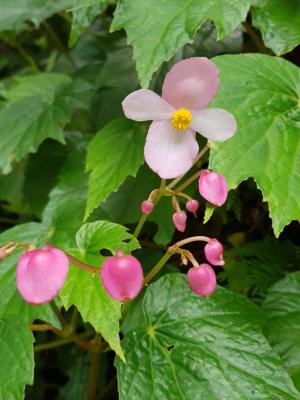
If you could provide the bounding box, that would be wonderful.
[140,200,154,215]
[172,211,187,232]
[187,263,216,297]
[204,239,224,266]
[16,245,69,305]
[186,199,199,217]
[100,250,143,302]
[198,170,228,206]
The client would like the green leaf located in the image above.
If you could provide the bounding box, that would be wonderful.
[111,0,251,87]
[60,220,140,361]
[85,118,147,219]
[220,239,300,303]
[252,0,300,55]
[117,273,300,399]
[69,1,108,47]
[0,0,74,32]
[0,316,34,399]
[209,54,300,236]
[0,74,91,174]
[42,133,88,248]
[0,223,60,327]
[263,272,300,384]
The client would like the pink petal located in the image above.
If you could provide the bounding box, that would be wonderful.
[198,170,228,207]
[100,253,143,302]
[191,108,237,141]
[16,247,69,305]
[204,239,225,266]
[172,211,187,232]
[187,263,217,297]
[122,89,174,121]
[162,57,219,111]
[144,120,199,179]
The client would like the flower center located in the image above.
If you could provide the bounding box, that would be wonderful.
[172,108,192,131]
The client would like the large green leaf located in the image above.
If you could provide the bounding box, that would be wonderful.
[0,74,91,174]
[0,223,60,327]
[0,0,74,32]
[0,316,34,399]
[209,54,300,236]
[111,0,251,87]
[117,274,300,399]
[263,272,300,385]
[85,118,147,219]
[252,0,300,55]
[60,220,140,361]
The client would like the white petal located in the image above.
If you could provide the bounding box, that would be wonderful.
[191,108,237,142]
[122,89,174,121]
[144,120,199,179]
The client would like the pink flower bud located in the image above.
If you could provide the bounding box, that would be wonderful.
[172,211,187,232]
[204,239,224,266]
[198,170,228,206]
[187,263,216,297]
[100,250,143,302]
[16,246,69,305]
[140,200,153,215]
[186,199,199,217]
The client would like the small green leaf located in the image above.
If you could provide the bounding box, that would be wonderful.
[111,0,251,87]
[0,74,91,174]
[203,203,215,224]
[209,54,300,236]
[0,316,34,399]
[60,220,140,361]
[0,0,74,32]
[263,272,300,383]
[85,118,147,219]
[117,273,300,399]
[252,0,300,55]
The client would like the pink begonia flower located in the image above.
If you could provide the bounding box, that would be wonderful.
[122,57,237,179]
[199,170,228,206]
[187,263,216,297]
[16,245,69,305]
[100,250,144,302]
[204,239,225,266]
[140,200,154,215]
[172,211,187,232]
[186,199,199,217]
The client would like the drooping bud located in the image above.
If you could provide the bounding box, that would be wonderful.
[16,245,69,305]
[172,211,187,232]
[187,263,216,297]
[204,239,224,266]
[100,250,143,302]
[198,170,228,206]
[186,199,199,217]
[140,200,154,215]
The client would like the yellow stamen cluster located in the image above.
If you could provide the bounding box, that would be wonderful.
[172,108,192,131]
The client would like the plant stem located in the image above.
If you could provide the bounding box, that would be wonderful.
[173,170,202,194]
[43,21,76,67]
[34,338,72,352]
[133,179,166,238]
[144,251,173,284]
[10,39,40,74]
[64,251,98,273]
[143,236,211,284]
[87,350,101,400]
[50,300,66,329]
[173,235,211,248]
[168,144,210,190]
